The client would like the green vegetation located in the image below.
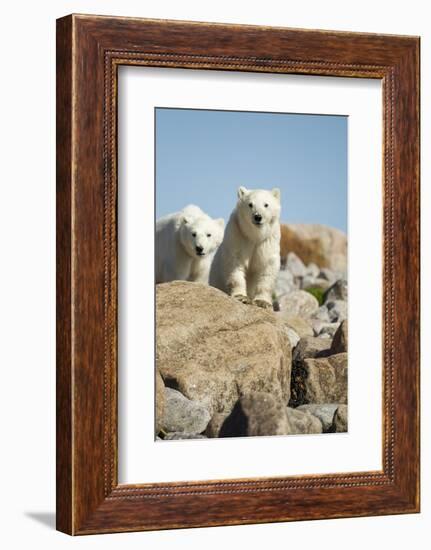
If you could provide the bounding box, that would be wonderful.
[305,286,325,306]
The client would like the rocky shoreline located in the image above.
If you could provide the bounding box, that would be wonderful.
[155,249,348,440]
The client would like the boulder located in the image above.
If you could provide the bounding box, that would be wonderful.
[278,290,319,319]
[333,404,348,432]
[324,279,348,303]
[155,369,166,434]
[293,336,332,362]
[280,223,347,272]
[302,353,348,404]
[231,392,291,437]
[326,300,348,323]
[157,282,292,423]
[285,407,322,434]
[164,388,211,435]
[297,404,339,432]
[275,269,297,297]
[331,320,348,354]
[277,315,314,339]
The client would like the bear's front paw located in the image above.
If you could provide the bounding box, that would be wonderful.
[253,299,273,310]
[233,294,251,305]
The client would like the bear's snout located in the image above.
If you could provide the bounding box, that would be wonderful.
[253,213,263,224]
[195,245,204,255]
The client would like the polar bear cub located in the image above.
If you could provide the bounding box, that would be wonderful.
[156,205,224,284]
[209,186,281,308]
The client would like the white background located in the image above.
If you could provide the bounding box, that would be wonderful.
[118,67,382,483]
[0,1,428,548]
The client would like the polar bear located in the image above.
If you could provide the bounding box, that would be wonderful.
[156,205,224,284]
[209,186,281,308]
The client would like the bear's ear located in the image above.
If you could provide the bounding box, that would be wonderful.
[182,216,191,225]
[271,188,281,200]
[237,186,248,199]
[215,218,225,230]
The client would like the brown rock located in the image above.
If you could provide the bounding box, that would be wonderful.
[280,223,347,271]
[333,404,348,432]
[277,315,314,339]
[238,392,291,437]
[157,282,292,424]
[293,336,332,362]
[303,353,348,404]
[286,407,323,434]
[331,320,348,354]
[155,369,165,434]
[278,290,319,319]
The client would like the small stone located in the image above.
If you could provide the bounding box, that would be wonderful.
[326,300,347,323]
[297,404,339,432]
[311,305,331,323]
[331,320,348,354]
[163,432,208,440]
[286,252,307,278]
[324,279,348,303]
[285,407,322,434]
[164,388,211,435]
[333,404,348,432]
[312,321,341,339]
[278,290,319,319]
[302,353,348,404]
[293,337,332,362]
[305,262,320,278]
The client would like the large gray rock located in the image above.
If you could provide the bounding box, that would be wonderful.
[157,282,292,423]
[155,369,165,434]
[286,407,322,434]
[302,353,348,404]
[278,290,319,319]
[164,388,211,435]
[297,404,339,432]
[333,404,348,432]
[326,300,348,323]
[331,320,348,354]
[324,279,348,303]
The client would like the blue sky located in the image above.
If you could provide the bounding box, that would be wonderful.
[155,108,347,233]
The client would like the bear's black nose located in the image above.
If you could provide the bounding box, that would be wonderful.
[254,213,262,223]
[196,245,204,254]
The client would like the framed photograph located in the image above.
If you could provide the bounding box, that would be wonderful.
[56,14,420,534]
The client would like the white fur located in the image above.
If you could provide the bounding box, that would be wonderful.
[209,187,281,306]
[156,205,224,284]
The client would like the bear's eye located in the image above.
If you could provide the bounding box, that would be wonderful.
[264,203,269,208]
[207,233,211,237]
[248,203,253,208]
[192,232,197,237]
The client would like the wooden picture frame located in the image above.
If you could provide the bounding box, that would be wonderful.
[56,14,420,535]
